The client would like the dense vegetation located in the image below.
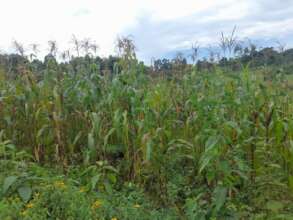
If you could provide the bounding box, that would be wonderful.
[0,38,293,219]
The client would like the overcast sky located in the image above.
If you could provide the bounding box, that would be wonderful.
[0,0,292,62]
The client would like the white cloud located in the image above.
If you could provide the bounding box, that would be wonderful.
[0,0,292,61]
[0,0,142,56]
[139,0,226,21]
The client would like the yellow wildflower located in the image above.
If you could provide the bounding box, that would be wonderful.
[26,202,34,209]
[79,187,86,193]
[92,200,103,209]
[111,218,118,220]
[54,181,66,189]
[34,192,40,198]
[20,210,28,216]
[133,204,141,208]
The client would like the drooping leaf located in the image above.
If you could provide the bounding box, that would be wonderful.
[17,186,32,202]
[266,200,284,213]
[288,175,293,191]
[199,136,219,174]
[214,186,227,212]
[88,133,95,151]
[2,176,18,194]
[146,141,152,162]
[91,174,101,190]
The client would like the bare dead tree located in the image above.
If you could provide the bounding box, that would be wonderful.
[219,26,237,58]
[207,45,215,63]
[234,41,244,57]
[29,43,40,61]
[48,40,58,57]
[12,40,25,57]
[227,26,237,56]
[115,35,136,60]
[60,50,71,62]
[90,42,99,57]
[81,38,92,56]
[276,40,286,53]
[219,33,227,57]
[190,42,200,64]
[150,57,156,71]
[71,35,81,57]
[246,39,257,58]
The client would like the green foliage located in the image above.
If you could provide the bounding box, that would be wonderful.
[0,56,292,219]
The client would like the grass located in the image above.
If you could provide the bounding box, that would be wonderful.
[0,63,293,219]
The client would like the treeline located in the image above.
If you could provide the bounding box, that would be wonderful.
[1,36,293,79]
[153,47,293,74]
[0,37,145,79]
[0,53,121,78]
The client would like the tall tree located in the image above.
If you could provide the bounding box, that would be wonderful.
[71,35,81,57]
[48,40,58,57]
[190,42,199,64]
[12,40,25,57]
[116,35,136,60]
[29,43,40,61]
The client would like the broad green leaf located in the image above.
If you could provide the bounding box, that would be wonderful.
[266,200,284,213]
[103,165,118,173]
[91,174,101,190]
[199,136,219,174]
[72,131,82,146]
[288,175,293,191]
[88,133,95,151]
[2,176,18,194]
[205,136,218,150]
[214,186,227,212]
[103,128,115,148]
[146,141,152,161]
[17,186,32,202]
[37,125,48,139]
[107,173,117,184]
